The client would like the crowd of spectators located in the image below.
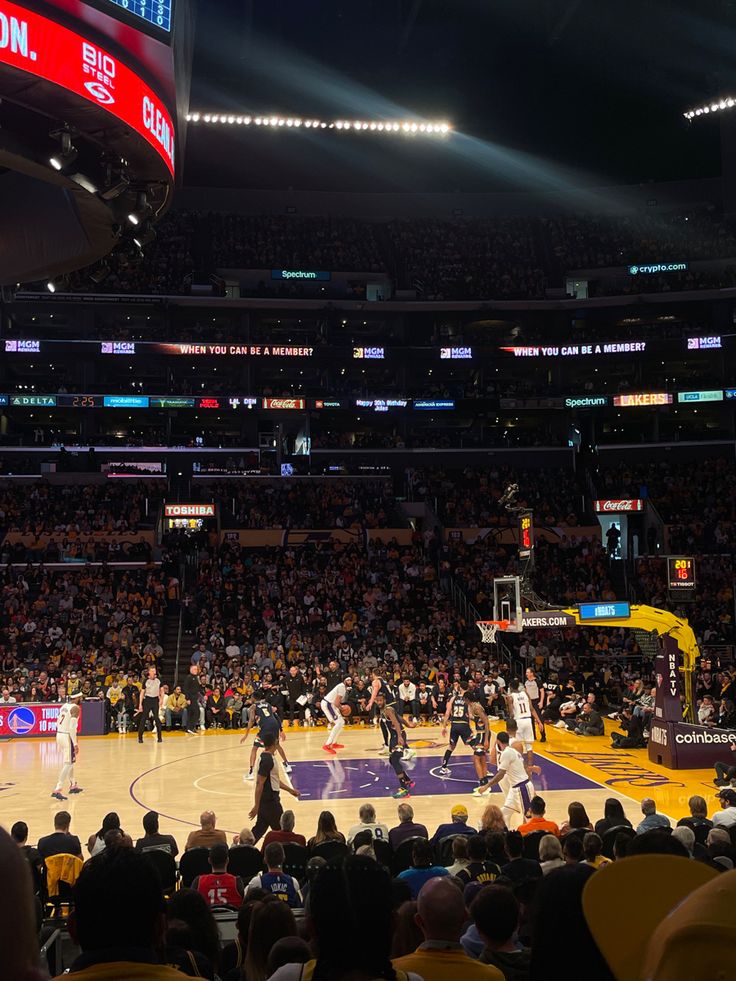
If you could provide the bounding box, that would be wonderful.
[59,205,736,301]
[7,788,736,979]
[0,563,177,711]
[410,466,589,526]
[203,479,401,529]
[387,217,546,300]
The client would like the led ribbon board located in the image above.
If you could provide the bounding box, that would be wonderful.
[0,1,175,174]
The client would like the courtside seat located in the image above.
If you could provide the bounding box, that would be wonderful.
[227,845,264,880]
[179,847,210,888]
[392,836,427,875]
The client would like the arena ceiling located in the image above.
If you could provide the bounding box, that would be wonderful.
[184,0,729,192]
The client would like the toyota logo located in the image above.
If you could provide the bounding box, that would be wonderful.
[84,81,115,105]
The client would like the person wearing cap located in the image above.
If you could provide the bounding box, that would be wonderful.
[430,804,474,845]
[636,798,671,834]
[712,788,736,828]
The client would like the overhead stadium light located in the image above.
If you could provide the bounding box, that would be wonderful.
[185,112,452,135]
[127,191,153,227]
[49,130,78,172]
[683,97,736,120]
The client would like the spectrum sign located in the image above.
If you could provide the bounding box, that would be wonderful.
[612,393,673,407]
[0,1,175,175]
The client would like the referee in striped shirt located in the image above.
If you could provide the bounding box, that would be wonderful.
[138,667,164,743]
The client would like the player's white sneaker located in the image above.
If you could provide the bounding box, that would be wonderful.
[378,746,391,756]
[245,771,254,781]
[472,786,489,797]
[486,715,499,722]
[555,720,568,729]
[283,763,293,773]
[438,766,451,776]
[402,748,417,760]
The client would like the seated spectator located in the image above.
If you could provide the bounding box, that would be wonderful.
[479,803,508,835]
[574,702,605,736]
[472,884,532,981]
[636,798,671,834]
[431,803,474,844]
[266,937,311,979]
[269,856,423,981]
[261,810,306,851]
[518,796,560,837]
[713,743,736,786]
[677,795,713,836]
[393,876,504,981]
[346,802,389,844]
[232,828,257,847]
[446,836,471,876]
[501,832,542,884]
[530,864,614,980]
[389,802,429,850]
[243,899,299,981]
[457,835,501,886]
[539,834,565,874]
[392,900,422,960]
[66,848,184,980]
[87,812,123,857]
[594,798,632,836]
[10,821,44,893]
[712,788,736,828]
[559,802,593,836]
[671,826,696,858]
[563,836,584,864]
[246,842,303,908]
[705,827,736,870]
[0,827,47,981]
[165,685,189,731]
[165,888,221,977]
[220,896,267,979]
[583,833,610,869]
[185,810,227,850]
[135,810,179,857]
[307,810,346,851]
[192,843,245,908]
[37,809,82,859]
[397,838,450,899]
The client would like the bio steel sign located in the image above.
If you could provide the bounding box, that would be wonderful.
[0,1,175,174]
[594,500,645,513]
[164,503,215,517]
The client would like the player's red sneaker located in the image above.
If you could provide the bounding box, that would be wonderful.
[322,744,337,754]
[332,743,345,749]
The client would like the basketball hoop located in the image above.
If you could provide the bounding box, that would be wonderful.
[476,619,509,644]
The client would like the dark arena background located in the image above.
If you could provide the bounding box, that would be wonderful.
[2,1,736,978]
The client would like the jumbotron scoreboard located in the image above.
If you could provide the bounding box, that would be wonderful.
[103,0,172,32]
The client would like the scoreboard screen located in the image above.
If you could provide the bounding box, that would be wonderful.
[668,556,696,596]
[518,511,534,561]
[103,0,172,32]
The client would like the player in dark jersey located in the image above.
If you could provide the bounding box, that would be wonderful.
[439,681,489,787]
[375,691,415,799]
[241,690,291,781]
[366,668,416,760]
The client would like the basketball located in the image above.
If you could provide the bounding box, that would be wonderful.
[341,705,352,718]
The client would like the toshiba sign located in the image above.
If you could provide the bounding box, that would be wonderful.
[0,1,175,175]
[594,500,645,513]
[164,504,215,517]
[262,398,306,410]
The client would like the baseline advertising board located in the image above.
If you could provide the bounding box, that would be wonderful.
[0,0,175,174]
[0,700,105,736]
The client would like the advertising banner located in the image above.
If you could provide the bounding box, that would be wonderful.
[0,0,175,174]
[220,528,414,548]
[0,700,105,737]
[443,525,601,545]
[594,500,645,513]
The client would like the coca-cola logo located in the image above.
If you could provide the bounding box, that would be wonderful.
[263,398,306,410]
[594,499,644,512]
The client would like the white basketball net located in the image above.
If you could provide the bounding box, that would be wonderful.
[476,621,500,644]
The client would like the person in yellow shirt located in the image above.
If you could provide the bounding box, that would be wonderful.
[393,877,504,981]
[165,686,189,731]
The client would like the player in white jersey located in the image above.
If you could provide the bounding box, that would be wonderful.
[52,696,83,800]
[321,680,348,755]
[505,679,542,768]
[482,731,535,828]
